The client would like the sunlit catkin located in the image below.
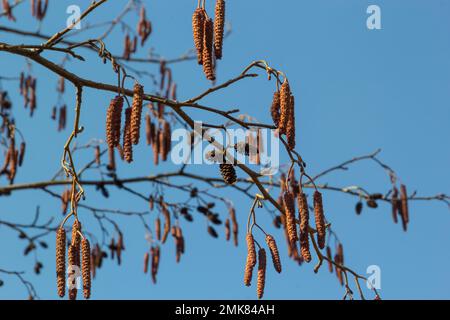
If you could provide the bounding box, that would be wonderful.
[202,18,215,81]
[130,83,143,145]
[244,233,256,286]
[192,8,206,65]
[56,227,66,298]
[161,204,171,244]
[279,79,291,135]
[81,238,91,299]
[270,91,281,127]
[256,248,266,299]
[265,235,282,273]
[214,0,225,59]
[286,94,295,150]
[297,191,311,262]
[283,191,298,244]
[68,244,78,300]
[123,107,133,163]
[106,95,123,148]
[313,191,326,249]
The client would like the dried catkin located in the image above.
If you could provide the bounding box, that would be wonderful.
[244,233,257,286]
[130,83,143,145]
[56,227,66,298]
[192,8,206,65]
[68,244,78,300]
[297,191,311,262]
[106,96,123,148]
[400,184,409,231]
[18,142,25,166]
[161,204,171,244]
[270,91,281,127]
[81,238,91,299]
[145,114,152,145]
[229,206,239,247]
[279,79,291,135]
[391,187,399,224]
[123,107,133,163]
[202,18,216,81]
[256,248,266,299]
[265,235,282,273]
[326,246,333,273]
[155,217,161,241]
[143,252,149,274]
[283,191,298,244]
[214,0,226,59]
[286,94,296,150]
[225,218,230,241]
[219,163,236,185]
[313,191,326,249]
[159,129,167,161]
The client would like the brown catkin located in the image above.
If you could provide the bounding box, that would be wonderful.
[278,79,291,135]
[214,0,226,59]
[106,96,123,148]
[202,18,216,81]
[244,233,256,286]
[192,8,206,65]
[297,191,311,262]
[313,191,326,249]
[155,217,161,241]
[283,191,298,244]
[265,235,282,273]
[145,114,152,145]
[270,91,281,127]
[225,218,230,241]
[143,252,149,274]
[400,184,409,231]
[56,227,66,298]
[81,238,91,299]
[68,244,78,300]
[391,187,399,224]
[161,204,171,244]
[219,163,236,185]
[256,248,266,299]
[130,83,144,145]
[326,246,333,273]
[18,142,25,166]
[286,94,296,150]
[123,107,133,163]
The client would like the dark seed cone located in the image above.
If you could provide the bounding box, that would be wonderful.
[214,0,226,59]
[391,187,399,224]
[270,91,281,127]
[192,8,206,65]
[326,246,333,273]
[202,18,216,81]
[256,248,266,299]
[123,107,133,163]
[313,191,326,249]
[279,80,291,135]
[219,163,236,185]
[130,83,144,145]
[286,94,295,150]
[283,191,298,244]
[400,184,409,231]
[56,227,66,298]
[244,233,256,286]
[265,235,282,273]
[81,238,91,299]
[297,191,311,262]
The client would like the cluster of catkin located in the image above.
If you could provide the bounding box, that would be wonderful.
[122,34,138,60]
[391,184,410,231]
[325,243,345,286]
[243,232,281,299]
[171,225,185,263]
[31,0,49,21]
[145,113,172,165]
[271,79,296,150]
[0,125,25,184]
[137,6,152,46]
[2,0,16,21]
[19,73,37,117]
[55,220,91,300]
[192,0,226,81]
[108,233,125,265]
[143,244,161,284]
[225,206,239,246]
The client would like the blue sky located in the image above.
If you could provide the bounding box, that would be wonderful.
[0,0,449,299]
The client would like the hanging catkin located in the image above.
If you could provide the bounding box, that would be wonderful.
[161,203,171,244]
[202,18,216,81]
[192,8,206,65]
[286,94,296,150]
[313,191,326,249]
[391,187,399,224]
[145,114,152,145]
[123,107,133,163]
[143,252,149,274]
[229,206,238,247]
[278,79,291,135]
[244,233,256,286]
[297,191,311,262]
[130,83,143,145]
[219,163,236,185]
[81,238,91,299]
[400,184,409,231]
[270,91,281,127]
[155,217,161,241]
[106,96,123,148]
[283,191,298,244]
[56,227,66,298]
[265,235,281,273]
[326,246,333,273]
[225,218,231,241]
[68,244,78,300]
[214,0,226,59]
[256,248,266,299]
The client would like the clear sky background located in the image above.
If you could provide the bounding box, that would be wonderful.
[0,0,449,300]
